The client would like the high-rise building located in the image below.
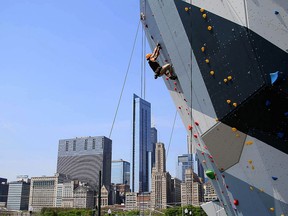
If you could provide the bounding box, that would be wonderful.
[181,168,203,207]
[203,182,218,202]
[28,173,69,212]
[150,127,158,169]
[57,136,112,189]
[151,143,171,209]
[132,94,151,193]
[7,180,30,210]
[170,177,181,206]
[0,178,8,204]
[111,160,130,185]
[177,154,193,182]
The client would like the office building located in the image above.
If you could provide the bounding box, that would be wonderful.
[28,173,69,211]
[7,180,30,210]
[57,136,112,189]
[0,178,9,204]
[151,143,171,209]
[150,127,158,169]
[177,154,193,182]
[131,94,151,193]
[203,182,218,202]
[181,168,203,206]
[170,177,181,206]
[74,185,94,209]
[111,159,130,185]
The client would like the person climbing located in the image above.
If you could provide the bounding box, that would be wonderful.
[146,43,177,80]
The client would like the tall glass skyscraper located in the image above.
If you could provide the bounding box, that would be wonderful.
[111,159,130,185]
[131,94,151,193]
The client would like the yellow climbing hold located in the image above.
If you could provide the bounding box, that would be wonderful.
[233,102,237,107]
[227,100,231,104]
[215,118,219,122]
[224,78,228,83]
[228,76,232,80]
[200,8,205,13]
[185,7,189,12]
[245,141,253,145]
[201,47,205,52]
[251,165,255,170]
[236,134,240,137]
[249,186,254,190]
[210,70,215,75]
[202,14,207,19]
[207,26,213,31]
[270,207,274,212]
[231,127,237,132]
[248,160,253,164]
[205,59,210,63]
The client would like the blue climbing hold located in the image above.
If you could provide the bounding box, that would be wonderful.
[272,176,278,181]
[270,71,279,85]
[265,100,271,107]
[277,132,284,139]
[275,11,279,15]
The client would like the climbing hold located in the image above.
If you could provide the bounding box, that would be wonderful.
[201,46,205,52]
[205,169,216,179]
[204,146,208,149]
[260,188,264,192]
[184,98,187,102]
[245,141,253,145]
[227,100,231,104]
[200,8,205,13]
[201,152,205,155]
[248,160,253,164]
[270,71,279,85]
[202,160,206,163]
[210,70,215,75]
[277,132,284,138]
[174,87,177,91]
[233,103,237,107]
[272,176,278,181]
[233,199,239,206]
[228,76,232,81]
[178,106,181,109]
[185,7,189,12]
[274,11,279,15]
[188,125,193,130]
[231,127,237,132]
[251,165,255,170]
[205,59,210,63]
[209,155,213,159]
[174,82,177,85]
[249,186,254,190]
[195,121,199,126]
[193,134,198,138]
[270,207,274,212]
[235,134,240,137]
[202,14,207,19]
[166,77,169,80]
[226,185,229,189]
[207,26,213,31]
[215,118,219,122]
[222,174,225,178]
[224,78,228,83]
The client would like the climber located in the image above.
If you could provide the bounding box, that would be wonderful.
[146,43,177,80]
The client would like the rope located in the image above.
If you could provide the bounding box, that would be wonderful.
[109,20,141,139]
[166,110,178,158]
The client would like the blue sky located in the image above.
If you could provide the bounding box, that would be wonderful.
[0,1,187,182]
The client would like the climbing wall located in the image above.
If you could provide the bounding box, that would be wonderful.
[140,0,288,216]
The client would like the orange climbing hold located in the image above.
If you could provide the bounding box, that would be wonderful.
[210,70,215,75]
[185,7,189,12]
[188,125,193,130]
[233,103,237,107]
[200,8,205,13]
[245,141,253,145]
[231,127,237,132]
[270,207,275,212]
[201,47,205,52]
[207,26,213,31]
[248,160,253,164]
[227,100,231,104]
[205,59,210,63]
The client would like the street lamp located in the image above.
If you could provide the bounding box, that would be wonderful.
[184,208,188,215]
[189,210,192,215]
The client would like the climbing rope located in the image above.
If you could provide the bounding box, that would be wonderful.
[166,110,178,158]
[109,20,141,139]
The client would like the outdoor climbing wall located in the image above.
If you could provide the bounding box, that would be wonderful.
[140,0,288,215]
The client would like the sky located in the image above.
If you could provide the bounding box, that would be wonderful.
[0,1,188,182]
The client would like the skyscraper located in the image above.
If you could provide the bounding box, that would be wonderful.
[57,136,112,189]
[111,159,130,185]
[7,180,30,210]
[150,127,158,169]
[151,142,171,209]
[177,154,193,182]
[131,94,151,193]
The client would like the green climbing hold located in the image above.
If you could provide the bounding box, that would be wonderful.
[206,169,216,179]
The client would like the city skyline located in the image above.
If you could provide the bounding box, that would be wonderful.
[0,1,187,183]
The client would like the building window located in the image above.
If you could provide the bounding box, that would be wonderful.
[73,140,76,151]
[84,139,88,150]
[92,139,95,149]
[65,141,69,151]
